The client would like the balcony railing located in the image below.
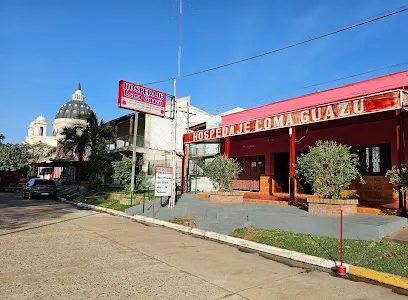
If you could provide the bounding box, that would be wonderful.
[108,135,145,151]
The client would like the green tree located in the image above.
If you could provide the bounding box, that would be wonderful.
[0,133,5,143]
[202,155,241,192]
[111,154,145,190]
[296,140,364,199]
[0,143,29,174]
[27,141,55,159]
[60,111,114,181]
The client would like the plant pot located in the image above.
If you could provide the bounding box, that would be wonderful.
[307,198,358,215]
[209,191,244,203]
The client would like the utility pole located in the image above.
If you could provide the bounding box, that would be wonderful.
[184,97,190,192]
[169,0,183,208]
[130,112,139,206]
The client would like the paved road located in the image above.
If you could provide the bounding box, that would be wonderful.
[0,192,405,300]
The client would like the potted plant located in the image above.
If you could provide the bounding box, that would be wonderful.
[296,140,364,215]
[385,165,408,216]
[202,155,242,203]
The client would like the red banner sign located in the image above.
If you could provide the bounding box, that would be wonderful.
[118,80,166,117]
[184,91,402,143]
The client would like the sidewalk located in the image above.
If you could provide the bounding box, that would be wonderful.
[126,194,407,241]
[388,226,408,243]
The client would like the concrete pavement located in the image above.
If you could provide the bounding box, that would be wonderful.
[0,192,406,299]
[126,194,407,240]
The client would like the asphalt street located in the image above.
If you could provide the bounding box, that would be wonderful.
[0,192,405,299]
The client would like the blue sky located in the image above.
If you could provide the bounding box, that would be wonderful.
[1,0,408,143]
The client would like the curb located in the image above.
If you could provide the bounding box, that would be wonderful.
[58,198,407,291]
[348,266,408,290]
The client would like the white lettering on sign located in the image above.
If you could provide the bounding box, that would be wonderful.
[183,92,401,143]
[300,110,309,122]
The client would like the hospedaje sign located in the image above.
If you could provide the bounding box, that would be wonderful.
[118,80,166,117]
[183,90,404,143]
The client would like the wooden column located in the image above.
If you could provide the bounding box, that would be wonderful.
[396,110,406,215]
[224,137,231,158]
[289,127,296,205]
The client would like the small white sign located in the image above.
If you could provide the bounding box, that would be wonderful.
[154,166,173,197]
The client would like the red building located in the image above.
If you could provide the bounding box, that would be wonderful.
[183,70,408,212]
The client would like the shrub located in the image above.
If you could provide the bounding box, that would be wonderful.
[296,140,364,199]
[202,155,241,192]
[112,154,144,187]
[385,164,408,194]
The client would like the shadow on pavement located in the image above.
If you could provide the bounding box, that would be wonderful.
[0,192,78,232]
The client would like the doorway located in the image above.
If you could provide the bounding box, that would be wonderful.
[274,153,289,193]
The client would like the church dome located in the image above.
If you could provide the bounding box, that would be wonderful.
[54,82,93,120]
[36,115,46,122]
[55,101,92,119]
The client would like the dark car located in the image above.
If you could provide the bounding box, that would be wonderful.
[22,178,57,200]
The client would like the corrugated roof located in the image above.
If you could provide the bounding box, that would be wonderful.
[220,69,408,126]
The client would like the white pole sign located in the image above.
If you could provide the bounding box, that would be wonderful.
[154,166,173,197]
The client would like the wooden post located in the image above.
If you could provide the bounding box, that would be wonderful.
[396,110,407,215]
[289,127,296,205]
[224,137,231,158]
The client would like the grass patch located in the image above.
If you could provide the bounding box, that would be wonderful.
[230,227,408,278]
[72,197,131,212]
[169,217,197,225]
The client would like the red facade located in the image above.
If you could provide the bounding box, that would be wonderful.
[182,70,408,211]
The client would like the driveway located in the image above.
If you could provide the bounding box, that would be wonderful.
[0,192,405,299]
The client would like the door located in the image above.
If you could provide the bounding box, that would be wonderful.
[250,155,265,191]
[274,153,289,193]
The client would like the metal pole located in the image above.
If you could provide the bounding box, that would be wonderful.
[170,89,176,209]
[184,97,190,192]
[340,210,343,266]
[130,112,139,206]
[142,191,145,213]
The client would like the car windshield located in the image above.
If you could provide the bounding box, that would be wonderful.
[34,180,55,185]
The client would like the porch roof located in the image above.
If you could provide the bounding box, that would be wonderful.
[220,69,408,126]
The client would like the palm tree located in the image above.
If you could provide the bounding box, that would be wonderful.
[86,111,114,151]
[60,112,114,180]
[60,126,90,163]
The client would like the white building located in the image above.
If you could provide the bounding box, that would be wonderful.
[25,83,93,180]
[187,107,246,192]
[108,96,214,185]
[25,83,92,147]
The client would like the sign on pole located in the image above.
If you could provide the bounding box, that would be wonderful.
[118,80,166,117]
[154,166,173,197]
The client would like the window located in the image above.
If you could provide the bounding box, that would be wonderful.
[39,127,44,136]
[352,144,391,175]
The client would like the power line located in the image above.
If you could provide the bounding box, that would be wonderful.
[143,5,408,86]
[216,77,408,123]
[215,61,408,112]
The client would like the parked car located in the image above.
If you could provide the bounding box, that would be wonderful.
[22,178,57,200]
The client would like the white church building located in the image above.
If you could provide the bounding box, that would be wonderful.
[25,83,93,180]
[25,83,92,147]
